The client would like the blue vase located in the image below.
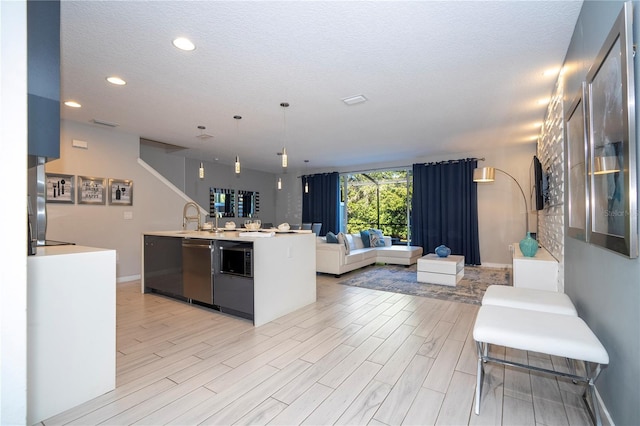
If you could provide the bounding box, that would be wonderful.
[435,245,451,257]
[519,232,539,257]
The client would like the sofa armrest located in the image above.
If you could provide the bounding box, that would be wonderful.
[316,242,346,272]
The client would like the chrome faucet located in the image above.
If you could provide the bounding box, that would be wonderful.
[182,202,201,230]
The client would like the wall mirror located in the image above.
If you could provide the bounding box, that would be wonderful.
[237,190,260,218]
[585,2,637,258]
[209,188,235,217]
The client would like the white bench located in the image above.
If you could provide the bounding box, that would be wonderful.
[482,285,577,316]
[473,305,609,426]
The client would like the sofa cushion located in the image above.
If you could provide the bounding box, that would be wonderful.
[369,229,386,247]
[344,248,377,265]
[351,233,364,249]
[326,231,339,244]
[359,230,371,247]
[337,232,350,254]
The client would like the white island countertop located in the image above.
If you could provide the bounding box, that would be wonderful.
[144,229,312,241]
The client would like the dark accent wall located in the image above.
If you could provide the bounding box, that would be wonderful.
[562,2,640,424]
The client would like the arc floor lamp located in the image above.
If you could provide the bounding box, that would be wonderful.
[473,166,528,235]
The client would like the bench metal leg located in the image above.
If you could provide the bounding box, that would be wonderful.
[473,341,605,426]
[475,341,485,415]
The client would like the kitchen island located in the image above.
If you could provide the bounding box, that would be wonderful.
[142,230,316,326]
[28,245,116,424]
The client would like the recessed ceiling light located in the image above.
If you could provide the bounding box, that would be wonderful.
[64,100,81,108]
[342,94,367,105]
[106,76,126,86]
[172,37,195,51]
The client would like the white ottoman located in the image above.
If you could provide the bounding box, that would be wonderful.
[376,245,423,265]
[417,254,464,286]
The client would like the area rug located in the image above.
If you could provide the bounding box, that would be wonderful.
[337,264,511,305]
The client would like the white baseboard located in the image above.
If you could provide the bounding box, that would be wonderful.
[479,262,511,269]
[117,274,140,283]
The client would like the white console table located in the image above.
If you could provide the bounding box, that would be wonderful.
[511,243,558,292]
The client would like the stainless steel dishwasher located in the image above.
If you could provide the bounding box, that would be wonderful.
[182,238,214,305]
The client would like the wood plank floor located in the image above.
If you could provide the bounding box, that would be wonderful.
[43,272,594,425]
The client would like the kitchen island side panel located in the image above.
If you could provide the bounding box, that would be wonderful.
[253,233,316,326]
[27,246,116,424]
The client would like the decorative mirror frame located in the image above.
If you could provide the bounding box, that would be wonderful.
[210,187,235,217]
[585,2,637,258]
[237,189,260,218]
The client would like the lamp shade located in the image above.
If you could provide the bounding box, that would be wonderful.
[473,167,495,182]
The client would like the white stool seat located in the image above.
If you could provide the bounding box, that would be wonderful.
[482,285,577,316]
[473,305,609,364]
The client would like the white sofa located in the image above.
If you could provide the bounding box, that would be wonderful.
[316,233,423,276]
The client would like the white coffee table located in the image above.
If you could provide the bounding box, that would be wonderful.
[417,254,465,286]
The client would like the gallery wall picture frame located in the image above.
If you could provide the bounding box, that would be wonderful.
[108,179,133,205]
[45,173,75,204]
[585,2,637,258]
[78,176,106,205]
[565,82,589,242]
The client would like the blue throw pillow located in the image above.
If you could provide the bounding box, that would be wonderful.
[326,231,339,244]
[370,229,386,247]
[360,230,371,248]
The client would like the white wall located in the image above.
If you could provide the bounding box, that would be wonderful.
[142,143,279,227]
[46,120,192,280]
[1,1,28,423]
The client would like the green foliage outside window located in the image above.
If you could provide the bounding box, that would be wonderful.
[342,170,412,242]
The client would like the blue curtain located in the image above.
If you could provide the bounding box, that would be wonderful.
[302,172,339,236]
[411,159,481,265]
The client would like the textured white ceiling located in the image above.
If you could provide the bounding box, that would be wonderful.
[60,1,583,173]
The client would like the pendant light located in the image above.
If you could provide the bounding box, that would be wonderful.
[234,115,242,175]
[304,159,309,193]
[280,102,289,169]
[197,125,207,179]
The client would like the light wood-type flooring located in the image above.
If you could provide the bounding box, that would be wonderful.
[43,273,595,425]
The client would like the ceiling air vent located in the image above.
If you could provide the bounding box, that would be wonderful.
[90,118,119,128]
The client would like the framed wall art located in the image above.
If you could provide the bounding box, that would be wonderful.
[78,176,106,205]
[108,179,133,205]
[565,83,588,241]
[585,2,637,258]
[45,173,75,204]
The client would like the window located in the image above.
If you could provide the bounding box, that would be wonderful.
[340,169,412,244]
